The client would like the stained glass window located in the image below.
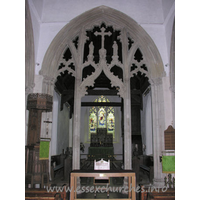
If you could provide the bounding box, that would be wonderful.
[89,107,97,136]
[107,107,115,136]
[98,107,106,128]
[89,96,115,138]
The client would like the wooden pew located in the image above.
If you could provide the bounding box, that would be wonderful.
[51,163,64,179]
[148,190,175,200]
[51,153,65,180]
[140,185,175,200]
[25,188,67,200]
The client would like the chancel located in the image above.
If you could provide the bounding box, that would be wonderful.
[25,0,175,199]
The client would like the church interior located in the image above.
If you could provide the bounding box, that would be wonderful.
[25,0,175,199]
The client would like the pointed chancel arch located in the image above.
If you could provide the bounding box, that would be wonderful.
[40,5,164,85]
[40,5,166,185]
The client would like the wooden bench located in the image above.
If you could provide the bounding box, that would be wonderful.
[53,163,64,173]
[140,164,150,172]
[25,188,67,200]
[51,164,64,181]
[140,185,175,200]
[51,154,65,180]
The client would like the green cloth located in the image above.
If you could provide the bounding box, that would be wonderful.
[162,156,175,173]
[39,141,50,160]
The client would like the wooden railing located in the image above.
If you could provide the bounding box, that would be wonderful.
[70,170,136,200]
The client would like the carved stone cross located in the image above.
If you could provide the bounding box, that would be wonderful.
[94,27,111,49]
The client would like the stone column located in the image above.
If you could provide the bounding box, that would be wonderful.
[121,79,132,194]
[72,79,82,170]
[170,88,175,127]
[71,79,84,194]
[170,19,175,127]
[120,28,132,193]
[120,28,132,171]
[123,80,132,170]
[151,78,165,187]
[69,117,73,147]
[71,26,86,170]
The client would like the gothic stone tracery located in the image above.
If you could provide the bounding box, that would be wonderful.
[56,23,149,99]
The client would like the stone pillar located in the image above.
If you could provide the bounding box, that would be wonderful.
[120,28,132,171]
[71,79,83,193]
[151,78,165,187]
[72,79,82,170]
[123,80,132,170]
[170,19,175,127]
[170,88,175,127]
[121,79,132,194]
[69,117,73,147]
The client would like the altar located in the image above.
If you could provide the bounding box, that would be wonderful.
[88,147,114,160]
[88,128,114,160]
